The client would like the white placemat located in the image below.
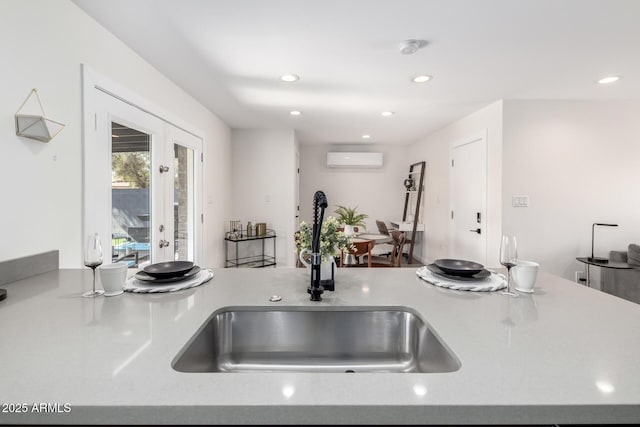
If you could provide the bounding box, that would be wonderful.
[416,266,506,292]
[124,269,214,294]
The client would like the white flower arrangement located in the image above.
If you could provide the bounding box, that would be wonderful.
[295,216,354,262]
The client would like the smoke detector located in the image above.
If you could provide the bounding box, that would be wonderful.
[399,39,428,55]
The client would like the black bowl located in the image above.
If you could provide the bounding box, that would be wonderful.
[135,265,201,284]
[143,261,195,278]
[427,263,491,281]
[434,259,484,276]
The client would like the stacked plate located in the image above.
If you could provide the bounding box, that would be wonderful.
[124,261,213,293]
[428,259,490,281]
[135,261,200,283]
[416,258,506,292]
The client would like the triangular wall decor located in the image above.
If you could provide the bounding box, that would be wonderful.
[15,89,65,143]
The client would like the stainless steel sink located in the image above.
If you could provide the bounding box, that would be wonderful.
[172,307,460,373]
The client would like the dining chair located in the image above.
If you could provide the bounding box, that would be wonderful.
[341,239,373,267]
[365,225,393,258]
[370,242,393,258]
[376,220,390,236]
[361,231,406,267]
[378,219,412,259]
[389,230,407,267]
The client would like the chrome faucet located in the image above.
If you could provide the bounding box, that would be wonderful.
[308,190,328,301]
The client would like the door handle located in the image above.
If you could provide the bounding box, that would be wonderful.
[469,228,481,234]
[159,239,170,248]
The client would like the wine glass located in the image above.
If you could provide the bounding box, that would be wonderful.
[83,233,104,298]
[499,235,518,297]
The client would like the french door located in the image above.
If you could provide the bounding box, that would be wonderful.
[84,86,202,266]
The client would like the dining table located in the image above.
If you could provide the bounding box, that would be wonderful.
[357,232,393,244]
[342,233,392,267]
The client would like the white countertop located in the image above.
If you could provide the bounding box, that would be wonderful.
[1,267,640,424]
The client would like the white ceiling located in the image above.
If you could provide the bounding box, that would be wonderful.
[73,0,640,145]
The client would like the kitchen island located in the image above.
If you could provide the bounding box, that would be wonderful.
[0,267,639,425]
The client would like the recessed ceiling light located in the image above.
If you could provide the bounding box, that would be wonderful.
[381,111,394,117]
[289,110,302,116]
[362,134,371,139]
[597,75,621,84]
[280,74,300,82]
[412,75,433,83]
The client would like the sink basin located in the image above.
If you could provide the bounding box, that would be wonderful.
[172,307,460,373]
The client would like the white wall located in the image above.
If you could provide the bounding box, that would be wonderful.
[299,143,410,247]
[231,129,297,267]
[409,101,504,266]
[0,0,232,268]
[503,100,640,283]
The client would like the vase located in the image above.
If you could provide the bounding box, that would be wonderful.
[343,224,355,236]
[298,249,336,290]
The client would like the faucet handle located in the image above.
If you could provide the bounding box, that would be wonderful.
[307,283,324,301]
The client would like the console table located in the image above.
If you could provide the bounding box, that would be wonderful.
[225,229,276,268]
[576,257,638,287]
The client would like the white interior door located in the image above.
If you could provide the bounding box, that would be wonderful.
[450,132,488,265]
[84,86,202,266]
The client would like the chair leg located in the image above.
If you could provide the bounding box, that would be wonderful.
[394,242,406,267]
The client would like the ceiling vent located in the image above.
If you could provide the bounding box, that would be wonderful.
[326,152,383,168]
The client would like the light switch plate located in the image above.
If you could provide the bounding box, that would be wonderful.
[512,195,529,207]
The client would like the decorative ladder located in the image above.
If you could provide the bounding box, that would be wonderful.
[402,161,426,263]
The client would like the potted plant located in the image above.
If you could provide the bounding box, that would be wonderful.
[334,205,368,236]
[296,216,354,284]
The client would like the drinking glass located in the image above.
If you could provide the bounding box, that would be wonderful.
[83,233,104,298]
[499,235,518,297]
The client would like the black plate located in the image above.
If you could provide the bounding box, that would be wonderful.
[135,265,201,284]
[434,258,484,276]
[427,263,491,281]
[143,261,195,278]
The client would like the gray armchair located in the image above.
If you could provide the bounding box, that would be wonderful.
[600,244,640,304]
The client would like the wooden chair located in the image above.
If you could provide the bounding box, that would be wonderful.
[376,220,392,236]
[344,233,406,268]
[341,239,373,267]
[337,222,405,268]
[389,230,406,267]
[365,220,392,259]
[377,220,411,261]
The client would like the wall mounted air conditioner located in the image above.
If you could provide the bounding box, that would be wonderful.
[326,152,383,168]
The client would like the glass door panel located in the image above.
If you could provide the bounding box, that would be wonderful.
[166,124,202,264]
[111,122,151,267]
[173,144,195,261]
